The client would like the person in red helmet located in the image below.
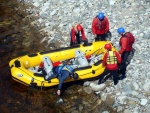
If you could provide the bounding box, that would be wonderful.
[70,24,88,46]
[98,44,121,85]
[92,12,111,41]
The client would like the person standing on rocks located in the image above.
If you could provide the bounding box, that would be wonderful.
[117,27,135,80]
[92,12,111,41]
[98,44,121,85]
[70,24,88,46]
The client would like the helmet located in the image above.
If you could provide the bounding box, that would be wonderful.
[77,24,82,31]
[104,44,112,50]
[117,27,125,34]
[98,12,104,20]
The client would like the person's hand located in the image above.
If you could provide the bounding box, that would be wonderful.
[94,34,97,38]
[57,90,61,96]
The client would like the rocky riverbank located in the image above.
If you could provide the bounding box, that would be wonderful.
[0,0,150,113]
[19,0,150,112]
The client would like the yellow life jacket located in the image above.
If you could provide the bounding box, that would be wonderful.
[106,51,117,64]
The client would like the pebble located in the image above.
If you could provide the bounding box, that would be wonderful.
[90,83,106,91]
[55,98,63,105]
[140,98,148,106]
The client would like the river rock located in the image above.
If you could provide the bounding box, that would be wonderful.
[106,94,115,105]
[143,81,150,92]
[140,98,148,106]
[90,83,106,92]
[83,87,92,94]
[117,95,127,104]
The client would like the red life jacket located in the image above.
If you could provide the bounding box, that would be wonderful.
[96,16,106,30]
[39,62,44,68]
[92,16,109,35]
[124,32,135,46]
[39,61,62,68]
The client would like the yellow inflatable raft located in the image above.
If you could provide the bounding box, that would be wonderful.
[9,41,116,87]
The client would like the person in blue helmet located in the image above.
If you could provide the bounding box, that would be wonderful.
[92,12,111,41]
[117,27,135,80]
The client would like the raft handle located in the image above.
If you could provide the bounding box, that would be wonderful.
[14,60,21,68]
[92,70,95,74]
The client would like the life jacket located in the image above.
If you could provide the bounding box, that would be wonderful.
[39,62,44,68]
[56,65,73,76]
[106,51,117,64]
[123,32,135,46]
[96,16,106,30]
[53,61,62,67]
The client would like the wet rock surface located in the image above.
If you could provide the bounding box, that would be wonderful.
[0,0,150,113]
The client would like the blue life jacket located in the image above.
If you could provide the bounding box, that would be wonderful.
[56,65,73,76]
